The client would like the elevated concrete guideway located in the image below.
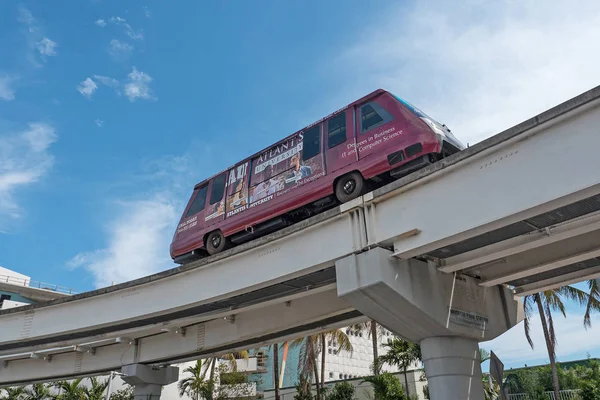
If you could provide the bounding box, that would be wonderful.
[2,85,600,399]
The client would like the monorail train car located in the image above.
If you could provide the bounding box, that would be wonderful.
[170,89,465,263]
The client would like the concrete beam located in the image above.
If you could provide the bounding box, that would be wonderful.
[336,247,523,343]
[0,288,364,385]
[362,92,600,261]
[0,208,366,352]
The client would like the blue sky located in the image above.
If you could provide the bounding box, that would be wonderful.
[2,0,600,369]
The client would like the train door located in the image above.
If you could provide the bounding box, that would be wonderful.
[204,172,227,227]
[354,98,395,160]
[324,109,356,174]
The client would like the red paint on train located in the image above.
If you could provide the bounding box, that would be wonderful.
[170,89,465,263]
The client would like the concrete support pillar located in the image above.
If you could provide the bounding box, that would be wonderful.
[336,247,523,400]
[121,364,179,400]
[421,337,484,400]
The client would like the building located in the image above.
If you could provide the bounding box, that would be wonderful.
[245,328,423,396]
[0,266,73,310]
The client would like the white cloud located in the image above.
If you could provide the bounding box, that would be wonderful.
[89,68,156,101]
[95,119,104,127]
[331,0,600,145]
[109,16,143,41]
[124,67,155,102]
[0,123,57,222]
[95,19,106,27]
[108,39,133,59]
[0,75,15,101]
[77,77,98,98]
[68,195,177,287]
[482,311,600,368]
[67,146,222,288]
[93,74,121,90]
[144,7,151,18]
[37,37,57,56]
[17,6,57,66]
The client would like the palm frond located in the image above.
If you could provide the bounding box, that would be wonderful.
[543,299,558,357]
[297,336,317,384]
[584,279,600,328]
[329,329,353,356]
[479,349,490,363]
[523,295,535,349]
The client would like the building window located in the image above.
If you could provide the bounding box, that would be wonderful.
[339,374,343,380]
[344,374,348,380]
[328,348,332,354]
[329,372,334,379]
[256,350,267,367]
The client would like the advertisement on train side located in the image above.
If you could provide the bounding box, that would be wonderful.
[221,130,325,218]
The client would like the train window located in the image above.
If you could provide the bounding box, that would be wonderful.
[302,125,321,161]
[210,173,226,205]
[328,113,346,149]
[360,102,393,133]
[185,185,208,217]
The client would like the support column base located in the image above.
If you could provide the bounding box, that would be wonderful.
[421,337,484,400]
[121,364,179,400]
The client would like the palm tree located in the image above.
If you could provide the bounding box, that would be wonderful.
[480,349,500,400]
[273,343,280,400]
[179,360,206,400]
[292,329,353,399]
[376,337,421,398]
[352,320,385,374]
[53,379,85,400]
[83,377,109,400]
[523,285,599,400]
[584,278,600,328]
[294,335,321,400]
[23,384,51,400]
[1,387,25,400]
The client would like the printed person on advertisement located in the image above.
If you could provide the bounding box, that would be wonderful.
[290,154,312,183]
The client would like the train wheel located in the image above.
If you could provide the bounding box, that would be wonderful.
[206,230,229,255]
[335,172,365,203]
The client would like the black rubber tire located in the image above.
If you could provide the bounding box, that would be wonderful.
[205,230,228,255]
[335,172,365,203]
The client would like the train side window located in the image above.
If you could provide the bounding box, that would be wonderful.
[210,173,226,205]
[360,102,393,133]
[185,185,208,217]
[327,112,346,149]
[302,125,321,161]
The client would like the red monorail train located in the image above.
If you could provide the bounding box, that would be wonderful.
[170,89,465,263]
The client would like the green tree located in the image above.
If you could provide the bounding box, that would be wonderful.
[325,382,355,400]
[480,349,500,400]
[293,376,314,400]
[53,379,85,400]
[83,377,109,400]
[361,372,407,400]
[376,337,421,398]
[523,286,598,400]
[109,386,133,400]
[1,387,25,400]
[23,384,51,400]
[352,321,385,375]
[292,329,353,400]
[178,360,206,400]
